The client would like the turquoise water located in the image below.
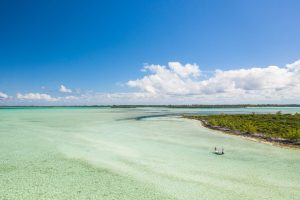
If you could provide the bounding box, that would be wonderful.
[0,107,300,199]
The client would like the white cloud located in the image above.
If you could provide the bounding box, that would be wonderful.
[16,93,58,101]
[168,62,200,78]
[2,60,300,105]
[127,60,300,102]
[59,85,72,93]
[64,96,78,100]
[127,62,200,95]
[286,60,300,72]
[0,92,8,99]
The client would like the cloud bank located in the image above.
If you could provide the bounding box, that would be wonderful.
[17,93,58,102]
[1,60,300,105]
[127,60,300,102]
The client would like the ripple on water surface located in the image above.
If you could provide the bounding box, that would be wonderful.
[0,107,300,200]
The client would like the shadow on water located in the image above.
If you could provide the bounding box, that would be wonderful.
[117,114,178,121]
[116,108,282,122]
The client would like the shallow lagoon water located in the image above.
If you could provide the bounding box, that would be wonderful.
[1,107,300,199]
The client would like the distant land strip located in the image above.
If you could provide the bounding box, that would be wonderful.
[2,104,300,109]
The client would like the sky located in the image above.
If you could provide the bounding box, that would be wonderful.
[0,0,300,105]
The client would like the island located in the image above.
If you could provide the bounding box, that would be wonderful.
[185,112,300,149]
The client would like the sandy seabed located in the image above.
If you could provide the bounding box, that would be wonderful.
[1,107,300,200]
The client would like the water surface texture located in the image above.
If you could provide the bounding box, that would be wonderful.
[1,107,300,200]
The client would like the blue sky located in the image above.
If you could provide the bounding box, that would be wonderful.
[1,0,300,105]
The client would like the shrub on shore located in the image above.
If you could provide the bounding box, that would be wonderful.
[189,113,300,141]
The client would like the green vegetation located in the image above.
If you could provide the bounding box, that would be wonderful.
[188,113,300,142]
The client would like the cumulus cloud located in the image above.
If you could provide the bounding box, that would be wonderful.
[168,62,200,78]
[0,92,8,99]
[127,60,300,102]
[2,60,300,105]
[17,93,58,101]
[59,85,72,93]
[127,62,201,95]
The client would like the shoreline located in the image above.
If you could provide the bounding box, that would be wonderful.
[186,117,300,150]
